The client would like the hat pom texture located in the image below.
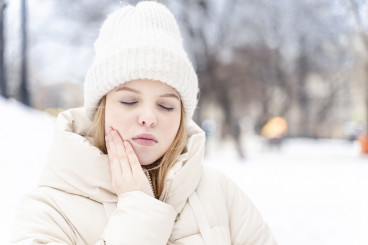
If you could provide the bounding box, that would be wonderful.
[84,1,199,122]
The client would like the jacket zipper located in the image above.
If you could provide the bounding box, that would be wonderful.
[144,170,155,198]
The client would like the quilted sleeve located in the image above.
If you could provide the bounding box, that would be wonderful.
[101,191,177,245]
[10,190,76,245]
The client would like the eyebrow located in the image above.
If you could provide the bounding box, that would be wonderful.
[116,86,180,101]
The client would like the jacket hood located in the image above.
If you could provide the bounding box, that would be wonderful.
[39,108,206,213]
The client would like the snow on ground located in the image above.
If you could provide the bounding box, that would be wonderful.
[0,98,55,245]
[1,97,368,244]
[205,136,368,245]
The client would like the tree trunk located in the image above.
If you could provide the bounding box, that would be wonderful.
[0,0,7,99]
[296,37,312,137]
[19,0,30,106]
[218,87,246,159]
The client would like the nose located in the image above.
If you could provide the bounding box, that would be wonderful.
[138,107,157,127]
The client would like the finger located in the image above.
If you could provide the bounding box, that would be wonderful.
[106,126,114,135]
[123,140,143,175]
[111,130,132,175]
[106,132,122,176]
[105,127,115,149]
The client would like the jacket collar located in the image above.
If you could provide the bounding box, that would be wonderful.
[39,108,205,213]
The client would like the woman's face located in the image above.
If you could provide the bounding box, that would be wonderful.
[105,79,181,165]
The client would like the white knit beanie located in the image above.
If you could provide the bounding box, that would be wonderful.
[84,1,199,122]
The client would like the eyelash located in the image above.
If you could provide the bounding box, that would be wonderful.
[120,101,174,111]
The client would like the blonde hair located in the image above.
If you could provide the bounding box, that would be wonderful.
[88,96,187,199]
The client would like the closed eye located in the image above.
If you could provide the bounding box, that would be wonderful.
[120,101,174,111]
[120,101,137,105]
[159,105,174,111]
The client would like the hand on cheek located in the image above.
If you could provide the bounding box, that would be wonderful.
[105,129,154,198]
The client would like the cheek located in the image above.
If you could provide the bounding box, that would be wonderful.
[161,113,181,142]
[105,106,132,138]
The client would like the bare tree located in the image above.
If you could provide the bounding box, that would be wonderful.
[349,0,368,133]
[52,0,122,46]
[164,0,251,158]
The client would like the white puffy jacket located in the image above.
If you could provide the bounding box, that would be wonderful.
[11,108,277,245]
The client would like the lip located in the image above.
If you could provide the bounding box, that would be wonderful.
[132,134,157,146]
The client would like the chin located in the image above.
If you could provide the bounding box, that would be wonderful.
[137,155,160,166]
[134,146,166,166]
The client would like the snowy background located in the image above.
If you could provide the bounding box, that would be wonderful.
[1,97,368,245]
[2,0,368,244]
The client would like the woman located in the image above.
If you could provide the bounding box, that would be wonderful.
[11,1,277,244]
